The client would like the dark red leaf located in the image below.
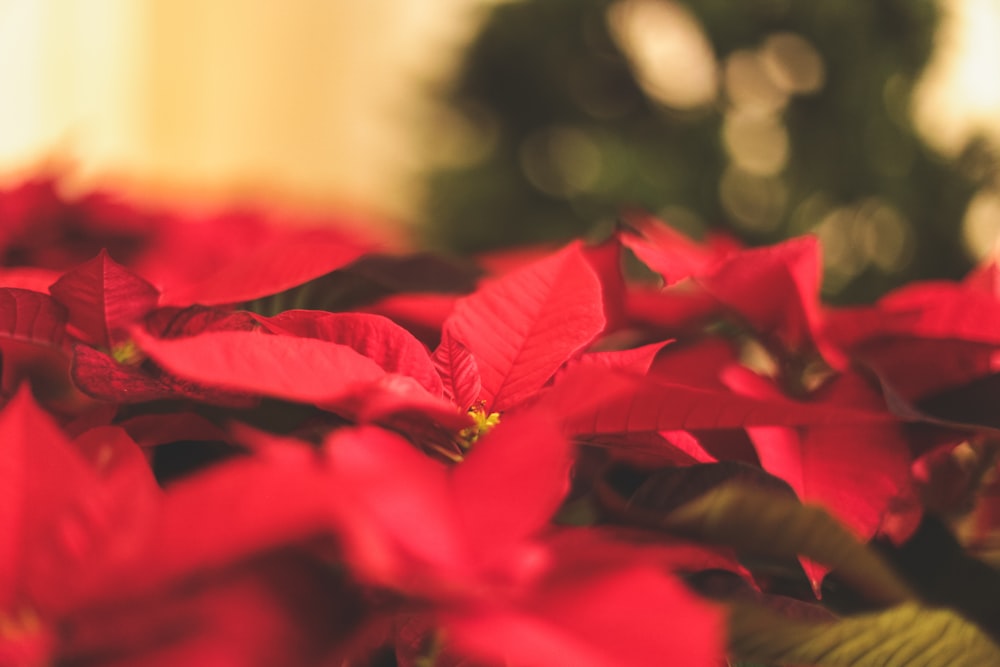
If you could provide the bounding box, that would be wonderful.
[49,250,159,348]
[261,310,443,397]
[145,305,262,339]
[432,331,482,410]
[443,242,606,411]
[70,344,257,407]
[0,288,67,348]
[119,413,230,449]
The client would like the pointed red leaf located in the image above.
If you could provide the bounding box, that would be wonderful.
[344,375,472,431]
[49,250,159,348]
[261,310,443,396]
[70,344,257,407]
[433,330,482,410]
[452,410,571,558]
[134,329,387,405]
[0,288,67,348]
[138,453,336,589]
[324,426,467,585]
[360,292,461,346]
[560,340,670,378]
[0,387,120,612]
[726,368,919,591]
[158,229,370,306]
[443,242,606,411]
[547,365,896,436]
[619,211,735,284]
[446,566,723,667]
[701,235,844,367]
[583,236,629,332]
[826,282,1000,347]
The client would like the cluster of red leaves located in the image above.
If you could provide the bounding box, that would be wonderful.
[2,177,999,666]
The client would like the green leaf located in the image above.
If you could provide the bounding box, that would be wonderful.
[729,601,1000,666]
[655,483,913,606]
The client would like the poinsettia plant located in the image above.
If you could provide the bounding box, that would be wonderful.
[2,174,1000,666]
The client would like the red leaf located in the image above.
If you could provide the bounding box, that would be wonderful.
[145,305,262,339]
[344,375,472,431]
[70,344,257,407]
[851,337,1000,402]
[158,229,370,306]
[137,454,336,589]
[261,310,443,397]
[625,283,720,333]
[49,250,159,348]
[560,340,670,378]
[619,211,735,284]
[452,410,571,558]
[726,368,920,591]
[432,331,482,410]
[701,235,844,367]
[827,282,1000,347]
[443,242,606,411]
[119,413,230,449]
[547,365,896,436]
[0,288,70,393]
[583,237,629,333]
[0,267,61,292]
[324,426,466,586]
[0,388,90,608]
[0,288,67,348]
[360,292,461,347]
[0,388,157,615]
[446,566,723,667]
[134,328,388,404]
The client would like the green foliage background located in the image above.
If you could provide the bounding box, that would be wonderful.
[425,0,994,302]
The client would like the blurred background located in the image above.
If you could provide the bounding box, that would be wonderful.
[1,0,999,301]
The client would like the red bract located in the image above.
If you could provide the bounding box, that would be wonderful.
[50,249,160,349]
[134,328,387,404]
[442,241,606,412]
[322,411,724,666]
[261,310,444,396]
[155,225,375,307]
[323,409,570,589]
[619,210,739,284]
[0,287,76,403]
[0,388,156,661]
[547,363,895,437]
[13,178,1000,665]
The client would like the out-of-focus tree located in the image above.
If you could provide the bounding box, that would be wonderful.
[426,0,994,302]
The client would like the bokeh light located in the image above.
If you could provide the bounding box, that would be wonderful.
[607,0,718,110]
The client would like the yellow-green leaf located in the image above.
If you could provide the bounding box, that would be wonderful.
[658,483,913,605]
[729,601,1000,666]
